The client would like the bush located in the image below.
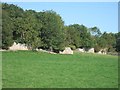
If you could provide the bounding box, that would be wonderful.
[108,47,116,52]
[68,45,76,50]
[94,45,101,52]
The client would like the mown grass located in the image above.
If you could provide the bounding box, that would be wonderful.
[2,51,118,88]
[0,52,2,90]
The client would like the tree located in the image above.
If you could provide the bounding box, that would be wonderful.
[20,10,42,50]
[65,24,94,49]
[2,10,14,49]
[89,26,101,37]
[37,10,65,52]
[77,24,94,48]
[95,32,116,52]
[115,32,120,52]
[64,25,81,49]
[89,27,102,52]
[2,3,24,49]
[2,3,119,53]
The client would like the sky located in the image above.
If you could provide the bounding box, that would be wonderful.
[6,2,118,33]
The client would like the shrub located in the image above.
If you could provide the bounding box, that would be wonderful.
[94,45,101,52]
[68,45,76,50]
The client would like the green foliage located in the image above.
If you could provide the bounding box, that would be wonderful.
[1,3,119,53]
[21,10,42,49]
[2,10,14,49]
[92,31,116,53]
[2,3,43,50]
[64,24,94,49]
[76,24,94,48]
[68,45,76,50]
[94,45,101,52]
[38,10,65,52]
[100,32,116,51]
[2,3,24,49]
[65,25,81,48]
[89,26,102,37]
[115,32,120,52]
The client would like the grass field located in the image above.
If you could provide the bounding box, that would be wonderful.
[2,51,118,88]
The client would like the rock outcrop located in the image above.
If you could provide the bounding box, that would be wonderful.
[87,48,94,53]
[9,42,28,51]
[97,49,107,54]
[59,47,73,54]
[76,48,85,52]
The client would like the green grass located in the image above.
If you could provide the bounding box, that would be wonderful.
[2,51,118,88]
[0,52,2,90]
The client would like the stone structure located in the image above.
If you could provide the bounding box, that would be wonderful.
[36,48,56,54]
[59,47,73,54]
[0,49,6,51]
[76,48,85,52]
[9,42,28,51]
[87,48,94,53]
[97,49,107,54]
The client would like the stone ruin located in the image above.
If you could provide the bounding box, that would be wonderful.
[97,49,107,54]
[76,47,107,54]
[9,42,28,51]
[76,48,85,52]
[87,48,95,53]
[76,48,94,53]
[36,48,56,54]
[59,47,73,54]
[8,42,107,55]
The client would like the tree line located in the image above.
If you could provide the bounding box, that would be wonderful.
[1,3,120,53]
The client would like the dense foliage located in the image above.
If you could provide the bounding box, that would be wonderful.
[2,3,119,52]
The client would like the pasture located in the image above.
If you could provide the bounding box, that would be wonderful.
[2,51,118,88]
